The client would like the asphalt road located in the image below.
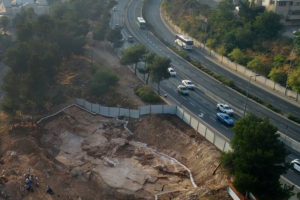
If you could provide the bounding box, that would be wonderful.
[112,0,300,188]
[146,0,300,119]
[125,0,300,144]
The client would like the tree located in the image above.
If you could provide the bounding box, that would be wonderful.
[272,54,286,68]
[120,44,146,74]
[247,56,269,76]
[149,56,171,94]
[221,114,292,200]
[143,52,157,84]
[253,11,283,40]
[268,67,287,86]
[0,16,9,33]
[228,48,247,65]
[107,27,123,48]
[287,68,300,93]
[217,45,226,63]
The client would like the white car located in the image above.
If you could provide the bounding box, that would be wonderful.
[291,159,300,172]
[182,80,194,89]
[168,67,176,76]
[217,103,234,115]
[177,85,188,95]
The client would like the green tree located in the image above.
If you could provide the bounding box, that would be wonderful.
[206,38,217,49]
[2,40,60,114]
[143,52,157,84]
[228,48,247,65]
[217,45,227,63]
[120,44,146,74]
[89,69,118,97]
[273,54,286,68]
[268,67,287,86]
[221,114,292,200]
[247,56,270,76]
[287,68,300,93]
[253,11,283,40]
[149,56,171,94]
[107,27,123,48]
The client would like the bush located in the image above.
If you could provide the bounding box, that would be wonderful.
[89,69,118,97]
[135,85,162,103]
[287,114,300,124]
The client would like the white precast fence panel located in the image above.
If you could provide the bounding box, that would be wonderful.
[197,122,207,137]
[100,106,109,117]
[190,117,198,130]
[183,111,191,125]
[119,108,130,117]
[140,105,151,115]
[205,128,215,144]
[76,99,85,107]
[129,109,140,118]
[109,107,120,118]
[266,78,275,89]
[150,105,163,114]
[91,103,99,114]
[287,89,297,100]
[84,101,92,111]
[215,134,226,151]
[176,106,184,119]
[163,105,177,114]
[275,84,286,94]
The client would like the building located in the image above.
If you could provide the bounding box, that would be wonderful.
[0,0,49,16]
[253,0,300,25]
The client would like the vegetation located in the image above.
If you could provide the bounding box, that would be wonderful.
[120,44,147,74]
[89,69,118,97]
[162,0,300,92]
[135,85,161,103]
[221,114,292,200]
[1,0,115,116]
[148,56,171,94]
[107,27,123,48]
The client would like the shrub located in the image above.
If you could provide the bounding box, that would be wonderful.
[89,69,118,97]
[287,114,300,124]
[135,85,162,103]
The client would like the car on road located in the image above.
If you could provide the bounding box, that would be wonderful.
[127,35,134,43]
[113,6,117,11]
[168,67,176,76]
[177,85,188,95]
[217,103,234,115]
[291,159,300,172]
[182,80,194,89]
[216,113,234,126]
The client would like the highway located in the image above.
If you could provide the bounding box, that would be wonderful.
[146,0,300,119]
[111,0,300,188]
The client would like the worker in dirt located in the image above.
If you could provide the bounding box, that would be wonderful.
[46,185,54,195]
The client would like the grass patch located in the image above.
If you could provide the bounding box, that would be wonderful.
[135,85,162,103]
[287,114,300,124]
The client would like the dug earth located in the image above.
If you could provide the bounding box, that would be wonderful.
[0,105,231,199]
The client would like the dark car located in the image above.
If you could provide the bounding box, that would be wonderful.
[216,112,234,126]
